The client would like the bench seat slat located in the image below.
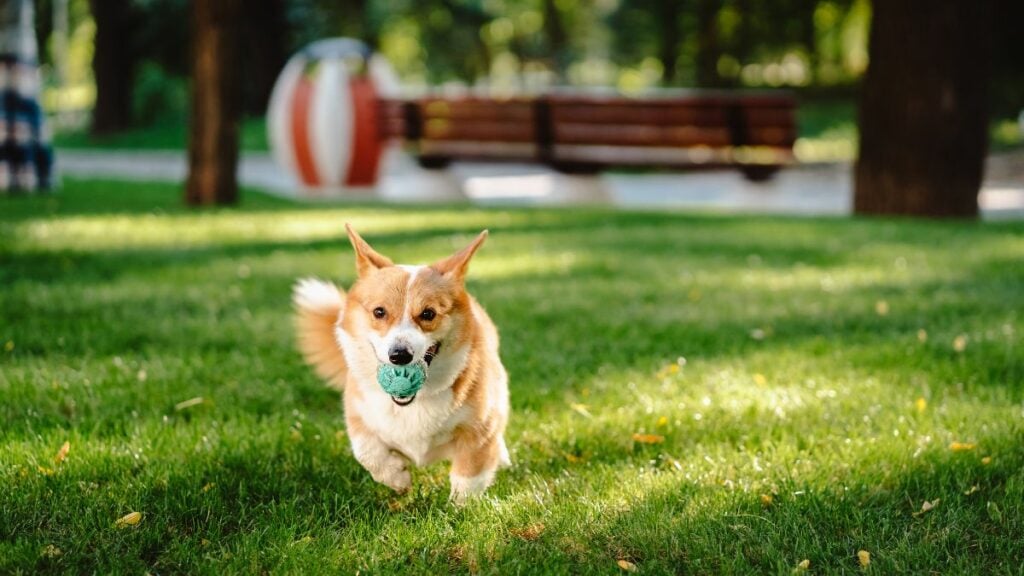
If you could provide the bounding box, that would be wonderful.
[423,120,535,142]
[419,140,538,158]
[553,123,731,147]
[550,105,729,126]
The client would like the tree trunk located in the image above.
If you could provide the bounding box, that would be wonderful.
[695,0,721,88]
[240,0,287,115]
[854,1,993,218]
[185,0,241,206]
[89,0,136,134]
[542,0,568,81]
[658,0,680,86]
[800,0,817,84]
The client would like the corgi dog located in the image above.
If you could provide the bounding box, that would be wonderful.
[292,225,510,503]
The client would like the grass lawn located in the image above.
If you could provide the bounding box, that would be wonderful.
[2,180,1022,574]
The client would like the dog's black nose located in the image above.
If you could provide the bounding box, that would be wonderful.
[388,346,413,365]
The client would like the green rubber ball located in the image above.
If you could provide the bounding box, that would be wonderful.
[377,362,426,397]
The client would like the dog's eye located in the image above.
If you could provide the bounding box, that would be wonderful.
[419,308,436,321]
[372,307,387,319]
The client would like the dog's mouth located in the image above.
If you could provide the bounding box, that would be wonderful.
[391,394,416,406]
[389,341,441,407]
[423,341,441,367]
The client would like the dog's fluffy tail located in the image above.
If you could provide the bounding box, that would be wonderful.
[293,278,347,390]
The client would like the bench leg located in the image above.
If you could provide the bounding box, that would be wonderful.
[740,165,781,182]
[550,161,604,175]
[417,155,452,170]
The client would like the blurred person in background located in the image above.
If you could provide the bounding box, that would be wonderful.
[1,0,53,194]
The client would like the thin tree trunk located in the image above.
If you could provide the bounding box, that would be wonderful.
[88,0,135,134]
[542,0,568,81]
[240,0,287,115]
[735,0,752,67]
[800,0,817,84]
[695,0,721,88]
[659,0,680,86]
[854,0,992,218]
[185,0,241,206]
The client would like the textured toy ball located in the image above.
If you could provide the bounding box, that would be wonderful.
[377,362,426,397]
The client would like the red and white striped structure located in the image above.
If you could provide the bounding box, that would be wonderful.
[268,39,397,190]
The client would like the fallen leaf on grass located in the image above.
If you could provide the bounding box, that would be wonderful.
[964,485,980,496]
[656,363,681,378]
[857,549,870,567]
[981,456,992,465]
[917,329,928,343]
[564,452,582,463]
[913,499,939,517]
[631,433,664,444]
[953,334,968,353]
[949,442,976,452]
[793,559,810,572]
[174,397,205,411]
[511,523,545,541]
[54,441,70,465]
[114,512,142,528]
[569,403,592,418]
[875,300,889,316]
[915,397,927,413]
[40,544,62,559]
[617,559,637,572]
[760,494,774,506]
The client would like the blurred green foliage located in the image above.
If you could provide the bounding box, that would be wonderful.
[36,0,1023,147]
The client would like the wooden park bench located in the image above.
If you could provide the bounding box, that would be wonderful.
[378,91,797,181]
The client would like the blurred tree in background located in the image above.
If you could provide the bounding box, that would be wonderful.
[185,0,241,206]
[854,0,993,218]
[87,0,139,133]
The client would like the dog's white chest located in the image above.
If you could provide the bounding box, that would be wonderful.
[355,388,465,466]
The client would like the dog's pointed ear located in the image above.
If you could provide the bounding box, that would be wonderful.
[346,223,393,278]
[432,230,488,282]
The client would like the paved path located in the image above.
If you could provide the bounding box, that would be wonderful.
[57,147,1024,219]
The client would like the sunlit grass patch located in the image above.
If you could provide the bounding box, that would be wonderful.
[1,179,1022,574]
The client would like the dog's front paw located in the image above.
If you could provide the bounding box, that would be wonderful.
[380,467,412,493]
[449,470,496,505]
[371,458,412,493]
